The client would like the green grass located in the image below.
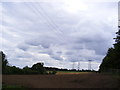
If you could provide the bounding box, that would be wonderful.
[56,71,90,75]
[112,74,120,80]
[2,84,27,90]
[57,71,80,73]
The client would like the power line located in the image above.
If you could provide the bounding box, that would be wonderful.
[34,2,67,42]
[24,2,66,42]
[36,2,64,34]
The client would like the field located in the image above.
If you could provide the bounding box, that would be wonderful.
[2,72,120,88]
[56,71,90,75]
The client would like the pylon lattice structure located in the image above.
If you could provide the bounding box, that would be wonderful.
[78,62,80,71]
[88,60,92,70]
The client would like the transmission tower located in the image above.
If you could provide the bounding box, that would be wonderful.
[88,60,92,70]
[72,62,75,70]
[78,62,80,71]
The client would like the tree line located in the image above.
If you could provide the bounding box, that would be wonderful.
[1,51,56,75]
[1,51,97,75]
[99,26,120,72]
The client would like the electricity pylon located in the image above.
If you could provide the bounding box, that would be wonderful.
[78,62,80,71]
[88,60,92,70]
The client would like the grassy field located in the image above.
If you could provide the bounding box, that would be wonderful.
[56,71,90,75]
[2,84,26,90]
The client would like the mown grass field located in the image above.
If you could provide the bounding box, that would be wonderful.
[56,71,90,75]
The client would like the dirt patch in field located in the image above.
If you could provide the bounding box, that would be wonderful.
[2,73,119,88]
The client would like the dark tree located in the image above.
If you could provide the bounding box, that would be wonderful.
[0,51,9,74]
[99,26,120,72]
[115,26,120,43]
[31,63,46,74]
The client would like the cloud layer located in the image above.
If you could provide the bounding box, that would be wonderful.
[1,0,118,70]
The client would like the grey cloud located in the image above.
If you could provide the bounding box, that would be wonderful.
[16,53,32,59]
[1,1,117,70]
[17,44,29,51]
[50,55,62,60]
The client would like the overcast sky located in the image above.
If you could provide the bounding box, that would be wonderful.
[0,0,119,70]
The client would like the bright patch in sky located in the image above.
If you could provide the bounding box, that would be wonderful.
[63,0,88,13]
